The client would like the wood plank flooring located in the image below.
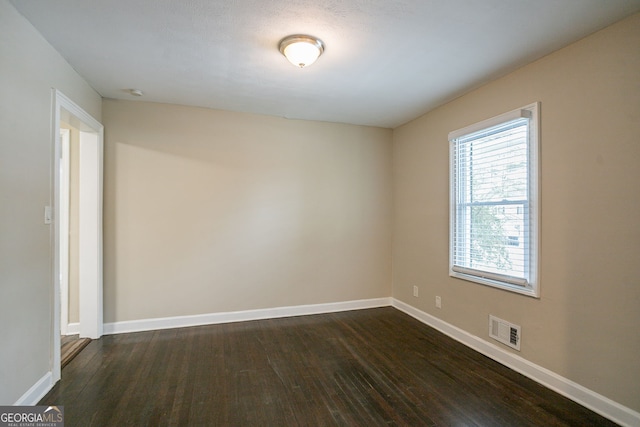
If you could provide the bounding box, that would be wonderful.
[40,307,617,426]
[61,335,92,369]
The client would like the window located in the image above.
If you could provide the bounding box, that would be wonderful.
[449,103,539,297]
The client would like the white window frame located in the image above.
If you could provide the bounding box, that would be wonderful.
[449,102,540,297]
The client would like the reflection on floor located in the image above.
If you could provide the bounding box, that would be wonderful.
[44,309,617,426]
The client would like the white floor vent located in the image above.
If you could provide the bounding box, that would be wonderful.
[489,315,521,351]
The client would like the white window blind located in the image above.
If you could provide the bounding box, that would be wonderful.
[449,103,539,296]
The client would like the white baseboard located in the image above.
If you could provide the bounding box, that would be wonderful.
[15,298,390,408]
[22,297,637,426]
[64,322,80,335]
[104,297,392,335]
[392,298,640,427]
[14,372,53,406]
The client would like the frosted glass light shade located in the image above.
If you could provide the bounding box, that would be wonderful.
[279,35,324,68]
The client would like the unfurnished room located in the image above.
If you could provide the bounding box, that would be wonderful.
[1,0,639,425]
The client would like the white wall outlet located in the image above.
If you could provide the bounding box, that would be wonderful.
[413,286,419,297]
[435,296,441,309]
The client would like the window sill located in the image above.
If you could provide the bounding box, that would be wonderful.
[450,270,539,298]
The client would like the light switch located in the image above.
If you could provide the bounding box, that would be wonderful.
[44,206,52,224]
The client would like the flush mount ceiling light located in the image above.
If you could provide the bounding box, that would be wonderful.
[279,35,325,68]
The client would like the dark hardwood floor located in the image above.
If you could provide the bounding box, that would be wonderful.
[40,307,617,426]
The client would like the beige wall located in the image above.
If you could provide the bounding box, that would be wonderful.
[3,0,637,413]
[68,125,81,324]
[392,13,640,411]
[0,0,101,404]
[58,123,81,326]
[102,99,392,322]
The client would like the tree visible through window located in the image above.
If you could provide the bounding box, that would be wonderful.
[449,103,539,296]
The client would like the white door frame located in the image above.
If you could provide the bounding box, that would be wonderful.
[51,89,104,382]
[59,128,70,336]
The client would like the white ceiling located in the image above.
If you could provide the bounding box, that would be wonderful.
[10,0,640,128]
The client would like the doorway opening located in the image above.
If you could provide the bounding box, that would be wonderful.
[58,124,91,367]
[51,89,104,382]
